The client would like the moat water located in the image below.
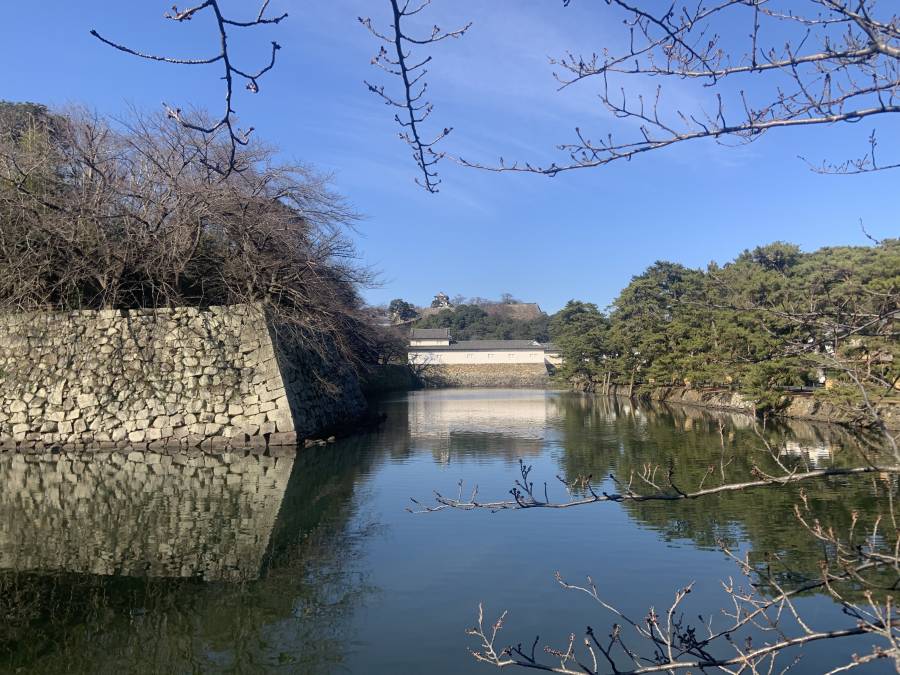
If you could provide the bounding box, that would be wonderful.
[0,389,894,674]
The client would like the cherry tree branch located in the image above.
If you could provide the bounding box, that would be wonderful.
[458,0,900,177]
[359,0,471,192]
[414,458,900,512]
[463,485,900,674]
[91,1,287,175]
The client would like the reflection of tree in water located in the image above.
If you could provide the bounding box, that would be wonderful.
[550,394,895,596]
[0,440,379,674]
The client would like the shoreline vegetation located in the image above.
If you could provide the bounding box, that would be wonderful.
[546,241,898,423]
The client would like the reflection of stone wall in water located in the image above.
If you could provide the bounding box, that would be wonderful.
[0,442,376,674]
[407,390,555,460]
[656,396,890,459]
[0,304,366,450]
[0,449,294,581]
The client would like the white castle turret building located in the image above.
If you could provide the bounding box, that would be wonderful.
[408,328,561,366]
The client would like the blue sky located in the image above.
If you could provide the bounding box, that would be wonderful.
[3,1,896,312]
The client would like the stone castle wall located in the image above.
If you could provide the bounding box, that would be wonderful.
[429,363,557,388]
[0,305,366,450]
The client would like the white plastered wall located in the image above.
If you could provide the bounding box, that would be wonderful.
[409,338,451,347]
[409,349,547,365]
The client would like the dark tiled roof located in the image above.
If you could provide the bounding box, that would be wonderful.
[410,339,552,352]
[411,328,451,339]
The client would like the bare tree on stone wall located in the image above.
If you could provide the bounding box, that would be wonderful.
[0,105,375,369]
[90,1,287,177]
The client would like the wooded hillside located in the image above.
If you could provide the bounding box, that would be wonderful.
[414,303,550,342]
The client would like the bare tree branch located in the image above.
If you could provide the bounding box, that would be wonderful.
[418,387,900,672]
[457,1,900,177]
[457,460,900,674]
[359,0,471,192]
[414,457,900,512]
[91,1,287,175]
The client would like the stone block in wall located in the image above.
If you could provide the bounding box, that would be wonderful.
[0,303,366,450]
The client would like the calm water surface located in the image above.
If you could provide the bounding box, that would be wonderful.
[0,389,893,674]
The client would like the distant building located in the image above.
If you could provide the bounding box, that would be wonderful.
[408,328,561,367]
[409,328,453,348]
[430,292,452,309]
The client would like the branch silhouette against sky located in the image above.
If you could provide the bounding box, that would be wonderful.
[90,1,900,185]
